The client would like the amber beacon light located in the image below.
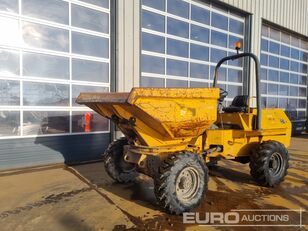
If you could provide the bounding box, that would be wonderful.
[235,41,241,54]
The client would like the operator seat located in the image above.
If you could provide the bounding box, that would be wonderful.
[223,95,249,113]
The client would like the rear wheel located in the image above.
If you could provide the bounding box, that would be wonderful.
[104,138,138,183]
[154,153,208,214]
[249,141,289,187]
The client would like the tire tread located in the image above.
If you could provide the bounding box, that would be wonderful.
[249,141,288,187]
[154,152,208,214]
[104,138,138,183]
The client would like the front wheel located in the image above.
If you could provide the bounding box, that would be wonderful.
[249,141,289,187]
[154,153,208,214]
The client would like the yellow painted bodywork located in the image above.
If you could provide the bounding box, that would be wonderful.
[76,87,292,165]
[205,108,292,160]
[78,88,219,150]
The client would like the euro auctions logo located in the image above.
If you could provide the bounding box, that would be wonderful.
[184,212,241,224]
[183,208,305,227]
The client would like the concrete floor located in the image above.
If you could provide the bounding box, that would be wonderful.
[0,136,307,231]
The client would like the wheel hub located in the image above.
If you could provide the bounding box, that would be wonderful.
[176,167,200,203]
[269,152,283,175]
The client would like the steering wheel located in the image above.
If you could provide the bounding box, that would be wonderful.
[219,88,228,103]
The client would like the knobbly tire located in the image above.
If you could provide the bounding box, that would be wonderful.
[104,138,138,183]
[249,141,289,187]
[154,152,208,215]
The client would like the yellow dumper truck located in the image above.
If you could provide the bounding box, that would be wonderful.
[76,50,291,214]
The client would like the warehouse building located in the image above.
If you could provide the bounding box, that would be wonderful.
[0,0,307,170]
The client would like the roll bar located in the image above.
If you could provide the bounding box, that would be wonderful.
[213,53,262,131]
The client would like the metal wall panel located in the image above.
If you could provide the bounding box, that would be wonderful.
[219,0,308,58]
[219,0,308,101]
[116,0,140,92]
[0,133,110,170]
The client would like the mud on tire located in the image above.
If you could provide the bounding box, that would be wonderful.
[249,141,289,187]
[154,152,208,215]
[104,138,138,183]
